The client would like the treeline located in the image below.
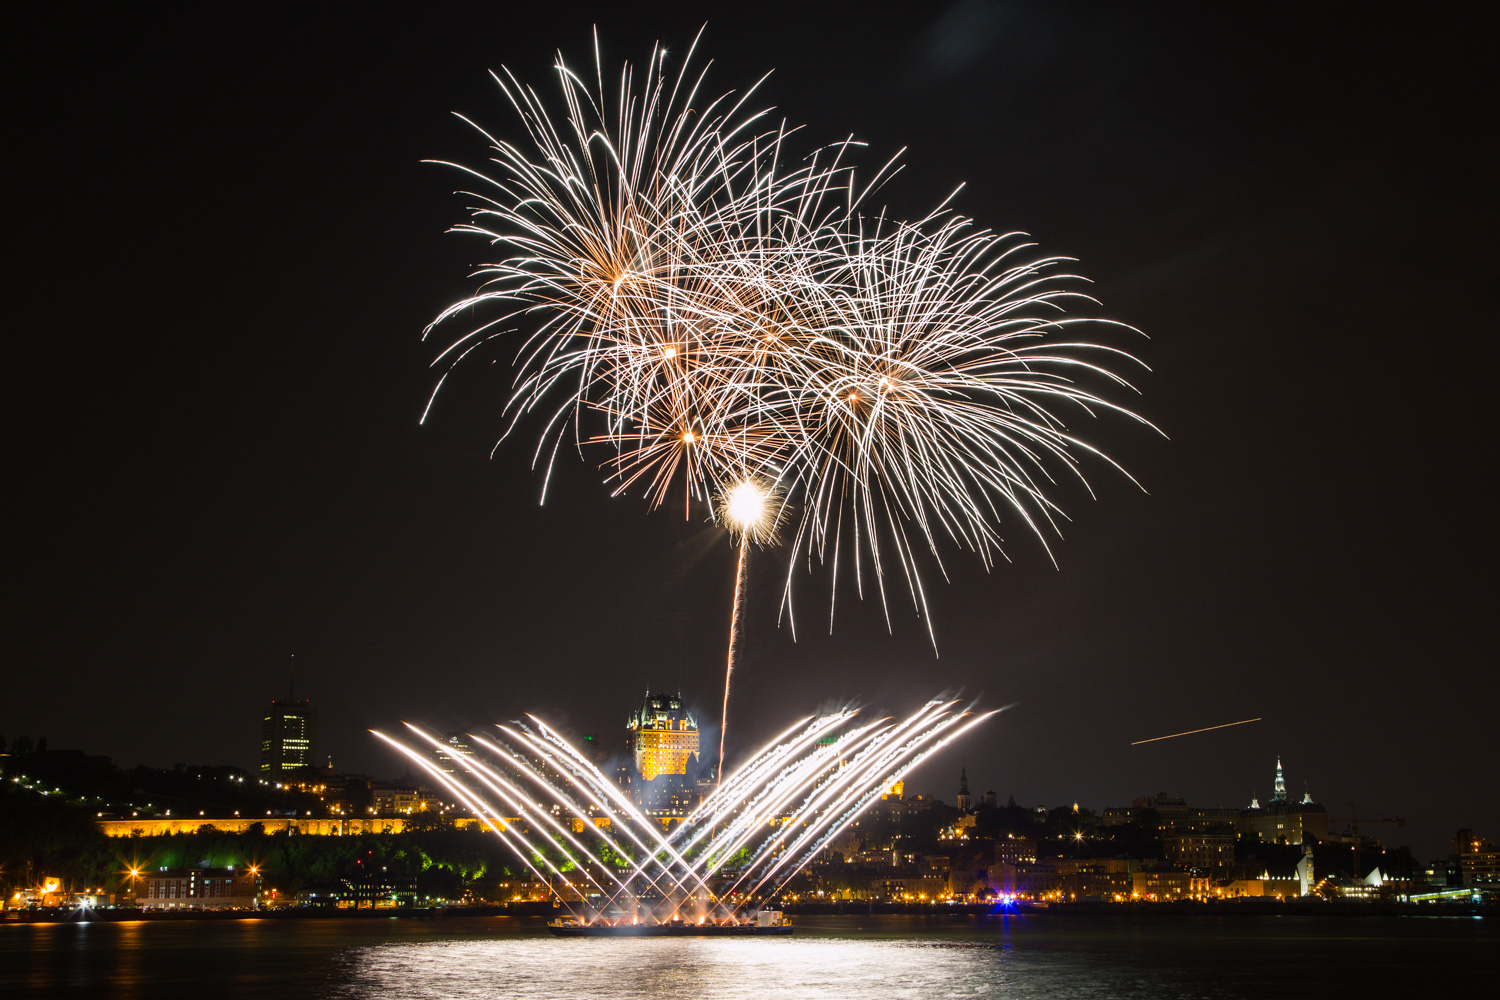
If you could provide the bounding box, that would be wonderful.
[0,784,543,899]
[119,823,536,898]
[0,783,117,887]
[1,797,552,899]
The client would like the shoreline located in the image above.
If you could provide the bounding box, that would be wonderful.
[3,899,1487,924]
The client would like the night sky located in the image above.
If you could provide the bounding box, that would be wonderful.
[11,3,1491,860]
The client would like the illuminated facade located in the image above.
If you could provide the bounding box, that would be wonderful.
[137,867,263,909]
[260,698,316,772]
[1456,830,1500,887]
[626,691,699,782]
[626,691,700,823]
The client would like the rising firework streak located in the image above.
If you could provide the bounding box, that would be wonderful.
[1130,718,1262,745]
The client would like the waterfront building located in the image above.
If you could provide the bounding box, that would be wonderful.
[1131,869,1206,901]
[1221,873,1302,899]
[137,867,262,909]
[260,698,316,773]
[1015,863,1061,900]
[1456,830,1500,887]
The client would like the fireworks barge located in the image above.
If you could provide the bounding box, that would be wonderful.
[547,912,792,937]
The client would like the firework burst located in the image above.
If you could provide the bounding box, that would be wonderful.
[423,32,1154,749]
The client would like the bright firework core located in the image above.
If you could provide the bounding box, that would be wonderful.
[718,478,779,544]
[727,480,765,529]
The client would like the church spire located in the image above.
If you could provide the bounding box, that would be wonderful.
[956,766,972,811]
[1272,757,1287,802]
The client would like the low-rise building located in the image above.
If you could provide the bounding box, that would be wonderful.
[137,867,262,909]
[1131,869,1207,901]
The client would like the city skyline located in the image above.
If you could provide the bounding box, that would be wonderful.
[8,3,1491,865]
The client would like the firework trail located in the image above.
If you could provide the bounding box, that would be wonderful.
[714,476,782,783]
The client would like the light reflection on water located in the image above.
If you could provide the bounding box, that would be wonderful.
[4,914,1495,999]
[336,935,1014,1000]
[326,914,1495,1000]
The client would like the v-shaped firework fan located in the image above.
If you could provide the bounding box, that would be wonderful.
[376,699,995,922]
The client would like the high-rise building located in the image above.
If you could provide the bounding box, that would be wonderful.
[260,699,316,773]
[625,691,700,824]
[436,733,474,773]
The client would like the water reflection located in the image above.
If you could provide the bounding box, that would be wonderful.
[337,935,1016,1000]
[4,914,1495,999]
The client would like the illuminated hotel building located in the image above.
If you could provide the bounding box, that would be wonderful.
[626,691,700,823]
[260,698,316,772]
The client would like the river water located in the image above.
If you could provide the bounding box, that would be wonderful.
[3,913,1493,998]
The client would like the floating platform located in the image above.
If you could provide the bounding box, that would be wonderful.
[548,916,792,938]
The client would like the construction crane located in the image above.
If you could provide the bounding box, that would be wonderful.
[1329,803,1405,878]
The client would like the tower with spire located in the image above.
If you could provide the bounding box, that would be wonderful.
[956,766,972,811]
[1240,758,1328,845]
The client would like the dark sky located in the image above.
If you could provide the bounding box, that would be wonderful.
[10,3,1491,860]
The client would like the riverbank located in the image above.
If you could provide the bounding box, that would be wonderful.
[4,898,1487,923]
